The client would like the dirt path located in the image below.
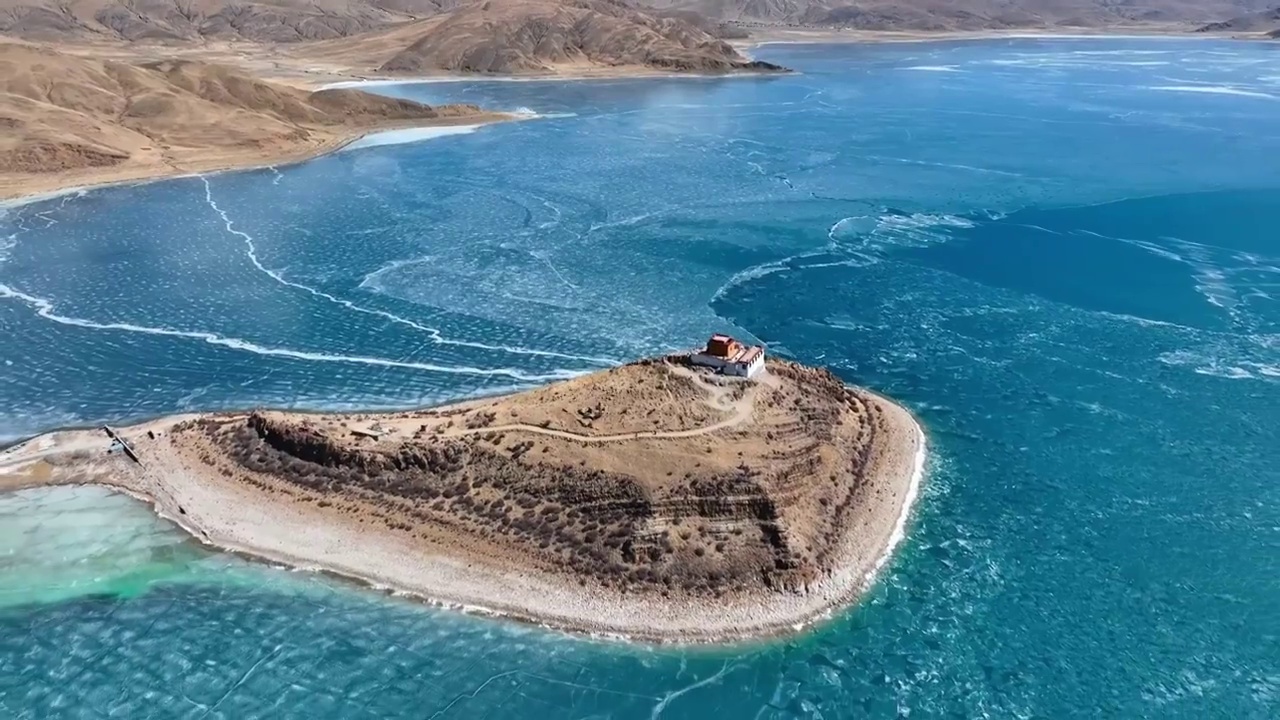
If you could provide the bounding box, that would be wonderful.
[442,367,770,444]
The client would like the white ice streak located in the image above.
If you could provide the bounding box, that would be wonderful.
[712,212,977,302]
[588,210,663,233]
[867,212,976,251]
[0,283,582,382]
[867,155,1022,177]
[827,215,874,242]
[710,261,791,302]
[1148,85,1277,100]
[342,125,482,151]
[650,661,738,719]
[903,65,963,73]
[1158,348,1280,382]
[199,176,617,366]
[1084,229,1278,323]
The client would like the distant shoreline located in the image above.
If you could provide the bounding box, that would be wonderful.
[0,115,511,206]
[732,25,1276,49]
[3,30,1266,206]
[0,363,928,644]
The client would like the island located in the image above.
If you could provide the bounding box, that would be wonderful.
[0,338,925,643]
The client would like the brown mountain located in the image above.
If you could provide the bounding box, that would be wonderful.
[1197,6,1280,34]
[0,0,430,42]
[371,0,785,74]
[639,0,1279,30]
[4,0,1279,45]
[0,40,500,197]
[0,0,781,74]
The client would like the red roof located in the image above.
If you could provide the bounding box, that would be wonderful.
[705,334,741,358]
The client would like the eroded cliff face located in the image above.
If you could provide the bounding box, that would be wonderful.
[173,359,893,599]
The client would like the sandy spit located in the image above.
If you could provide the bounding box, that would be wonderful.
[0,114,514,206]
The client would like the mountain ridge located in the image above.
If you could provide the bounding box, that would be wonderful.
[4,0,1279,44]
[1196,6,1280,35]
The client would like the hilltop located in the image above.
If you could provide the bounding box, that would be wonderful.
[299,0,785,75]
[0,0,783,75]
[5,0,1274,48]
[0,40,506,199]
[375,0,784,74]
[3,0,1275,40]
[1,357,924,641]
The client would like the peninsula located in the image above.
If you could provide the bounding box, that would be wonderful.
[0,346,924,642]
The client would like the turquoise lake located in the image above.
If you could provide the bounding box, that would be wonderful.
[2,38,1278,718]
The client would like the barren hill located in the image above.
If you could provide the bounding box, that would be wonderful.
[3,0,1279,43]
[1196,7,1280,35]
[639,0,1278,31]
[370,0,785,74]
[189,359,905,600]
[0,0,762,48]
[0,0,421,42]
[5,357,924,639]
[0,40,502,197]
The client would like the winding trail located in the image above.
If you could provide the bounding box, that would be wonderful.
[442,365,769,443]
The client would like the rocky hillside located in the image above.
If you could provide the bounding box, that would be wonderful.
[639,0,1278,31]
[0,0,423,41]
[373,0,785,74]
[0,0,782,74]
[0,41,493,187]
[4,0,1277,43]
[178,358,907,601]
[1197,7,1280,34]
